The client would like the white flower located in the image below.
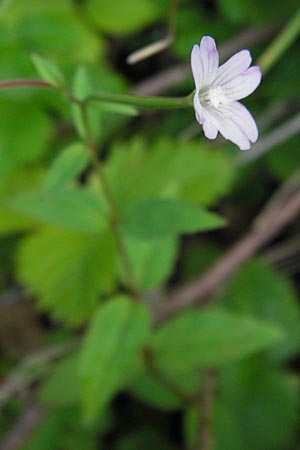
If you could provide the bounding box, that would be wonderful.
[191,36,262,150]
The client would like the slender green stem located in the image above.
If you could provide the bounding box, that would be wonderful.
[168,0,178,38]
[80,103,140,299]
[85,92,193,110]
[258,7,300,75]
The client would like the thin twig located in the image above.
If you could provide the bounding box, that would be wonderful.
[80,103,140,298]
[0,403,47,450]
[153,173,300,324]
[0,341,77,407]
[195,372,216,450]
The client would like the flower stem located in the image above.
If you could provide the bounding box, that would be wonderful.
[85,91,193,110]
[258,7,300,75]
[80,103,140,299]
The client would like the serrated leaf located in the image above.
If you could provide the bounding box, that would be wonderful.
[152,308,285,372]
[31,53,65,88]
[44,143,90,190]
[10,187,107,233]
[17,228,117,325]
[80,296,150,422]
[121,198,225,239]
[106,138,234,212]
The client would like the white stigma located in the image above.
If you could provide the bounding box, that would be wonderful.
[200,85,228,109]
[207,86,228,108]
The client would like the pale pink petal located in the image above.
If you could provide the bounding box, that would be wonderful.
[222,101,258,143]
[205,108,251,150]
[222,66,262,101]
[203,115,218,139]
[213,50,252,86]
[199,36,219,85]
[191,45,204,90]
[193,92,204,123]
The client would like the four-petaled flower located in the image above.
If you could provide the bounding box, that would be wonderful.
[191,36,262,150]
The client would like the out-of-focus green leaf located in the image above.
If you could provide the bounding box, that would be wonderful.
[44,143,90,190]
[106,138,234,212]
[153,308,284,372]
[217,0,296,24]
[16,227,117,325]
[218,358,299,450]
[116,429,176,450]
[21,406,99,450]
[1,0,103,64]
[85,0,159,34]
[71,66,102,140]
[0,168,44,235]
[39,353,80,406]
[266,134,300,181]
[80,296,150,422]
[220,259,300,360]
[10,187,107,233]
[31,53,65,88]
[0,99,53,176]
[184,403,244,450]
[121,198,225,239]
[120,236,178,290]
[130,370,200,410]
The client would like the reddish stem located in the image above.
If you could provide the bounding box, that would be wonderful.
[0,79,52,89]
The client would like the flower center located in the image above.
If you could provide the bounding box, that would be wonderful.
[199,86,228,109]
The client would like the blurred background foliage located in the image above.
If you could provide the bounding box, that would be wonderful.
[0,0,300,449]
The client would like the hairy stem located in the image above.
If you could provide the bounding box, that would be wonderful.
[85,91,193,110]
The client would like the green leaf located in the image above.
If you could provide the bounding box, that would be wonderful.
[17,227,117,325]
[80,296,150,422]
[21,406,100,450]
[218,358,299,450]
[44,143,90,190]
[120,236,178,290]
[0,168,44,235]
[152,308,285,372]
[130,371,200,411]
[0,99,53,177]
[10,187,107,233]
[116,429,176,450]
[220,260,300,360]
[106,138,234,212]
[71,66,102,140]
[85,0,159,34]
[39,353,80,406]
[184,403,244,450]
[31,53,65,88]
[121,198,225,240]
